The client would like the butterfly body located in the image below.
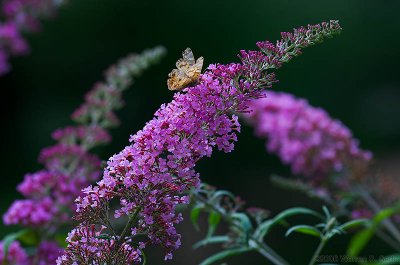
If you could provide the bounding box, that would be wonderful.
[167,48,204,91]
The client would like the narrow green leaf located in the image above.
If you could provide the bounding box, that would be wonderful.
[2,229,30,258]
[207,211,221,238]
[285,225,322,238]
[255,207,323,240]
[212,191,235,200]
[347,228,374,257]
[199,247,251,265]
[193,236,230,249]
[338,219,370,232]
[322,206,332,220]
[373,208,396,224]
[190,206,202,231]
[348,206,397,257]
[140,248,147,265]
[254,219,272,240]
[328,228,345,238]
[274,207,324,222]
[96,234,112,240]
[231,213,253,234]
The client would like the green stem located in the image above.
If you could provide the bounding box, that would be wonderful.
[357,186,400,243]
[315,185,400,252]
[249,239,290,265]
[118,208,141,245]
[308,238,326,265]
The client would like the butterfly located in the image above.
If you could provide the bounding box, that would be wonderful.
[167,48,204,91]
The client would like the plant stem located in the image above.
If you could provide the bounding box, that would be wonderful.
[249,238,290,265]
[191,192,290,265]
[118,208,141,245]
[316,185,400,252]
[308,238,326,265]
[357,186,400,243]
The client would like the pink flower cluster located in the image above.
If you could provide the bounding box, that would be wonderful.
[3,112,101,230]
[0,233,63,265]
[0,241,29,265]
[0,0,64,75]
[4,196,58,227]
[66,73,243,263]
[2,47,166,264]
[57,225,142,264]
[211,21,341,94]
[0,22,28,73]
[244,91,372,181]
[35,241,64,265]
[59,21,342,263]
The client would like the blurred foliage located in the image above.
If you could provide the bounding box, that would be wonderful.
[1,0,399,263]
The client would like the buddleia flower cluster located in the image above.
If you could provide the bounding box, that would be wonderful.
[244,91,372,182]
[243,92,400,249]
[1,46,166,264]
[57,21,342,264]
[0,0,67,75]
[0,241,29,265]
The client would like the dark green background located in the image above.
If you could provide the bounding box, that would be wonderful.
[1,0,399,264]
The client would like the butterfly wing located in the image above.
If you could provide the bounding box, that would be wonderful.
[167,69,192,91]
[182,48,195,65]
[176,48,195,73]
[167,48,204,91]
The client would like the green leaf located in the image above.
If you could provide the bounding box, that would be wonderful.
[328,228,345,238]
[207,211,221,238]
[347,228,374,257]
[231,213,253,234]
[140,248,147,265]
[96,234,112,240]
[322,206,332,220]
[285,225,322,238]
[373,208,396,224]
[212,190,235,200]
[273,207,324,224]
[254,207,323,240]
[2,229,31,258]
[193,236,230,249]
[190,206,202,231]
[199,247,252,265]
[338,219,370,232]
[348,206,397,257]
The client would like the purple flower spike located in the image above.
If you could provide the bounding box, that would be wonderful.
[2,47,166,264]
[244,91,371,181]
[0,241,29,265]
[0,0,65,75]
[59,21,342,263]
